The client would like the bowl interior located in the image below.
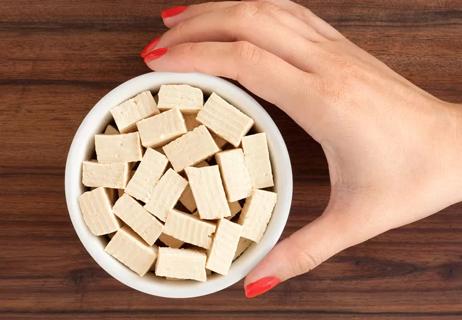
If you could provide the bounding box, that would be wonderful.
[65,72,292,298]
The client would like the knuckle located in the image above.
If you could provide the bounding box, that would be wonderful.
[231,2,256,21]
[231,1,267,21]
[255,1,279,15]
[288,238,321,276]
[234,41,262,65]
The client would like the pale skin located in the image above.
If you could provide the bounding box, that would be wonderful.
[143,0,462,296]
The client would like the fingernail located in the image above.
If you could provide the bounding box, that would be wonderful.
[143,48,168,63]
[140,35,161,58]
[244,277,280,298]
[161,6,187,19]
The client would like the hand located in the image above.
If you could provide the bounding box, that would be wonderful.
[142,0,462,298]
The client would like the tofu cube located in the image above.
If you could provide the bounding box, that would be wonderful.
[233,238,254,260]
[215,149,252,202]
[105,227,157,276]
[78,187,120,236]
[104,124,119,135]
[157,84,203,113]
[158,233,184,249]
[110,91,159,133]
[144,168,188,221]
[242,133,274,189]
[163,125,219,172]
[155,247,207,281]
[179,185,196,212]
[82,161,129,189]
[136,108,187,148]
[103,125,125,194]
[184,114,227,149]
[95,132,142,163]
[206,219,242,275]
[238,190,277,242]
[197,93,254,147]
[185,166,231,220]
[125,148,168,203]
[163,209,216,249]
[113,194,163,246]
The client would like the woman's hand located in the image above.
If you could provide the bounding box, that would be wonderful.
[142,0,462,298]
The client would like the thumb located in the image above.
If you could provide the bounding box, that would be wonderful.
[244,212,351,298]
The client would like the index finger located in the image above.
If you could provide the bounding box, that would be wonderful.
[144,41,322,136]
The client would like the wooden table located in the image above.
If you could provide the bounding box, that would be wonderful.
[1,0,461,319]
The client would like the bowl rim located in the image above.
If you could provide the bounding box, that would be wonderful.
[64,72,292,298]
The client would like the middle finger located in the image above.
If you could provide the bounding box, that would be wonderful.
[156,2,324,72]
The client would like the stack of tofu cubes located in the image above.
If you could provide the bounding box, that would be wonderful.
[79,84,277,281]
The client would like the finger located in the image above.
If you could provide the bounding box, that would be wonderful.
[143,41,320,133]
[249,0,344,40]
[244,211,350,298]
[163,1,325,43]
[156,2,324,72]
[161,2,238,28]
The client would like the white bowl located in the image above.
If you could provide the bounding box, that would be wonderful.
[65,72,292,298]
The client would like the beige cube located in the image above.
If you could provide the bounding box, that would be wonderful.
[158,233,184,249]
[82,161,129,189]
[178,160,209,212]
[185,166,231,220]
[144,169,188,221]
[110,91,159,133]
[155,247,207,281]
[95,132,142,163]
[125,148,168,203]
[163,125,219,172]
[216,149,252,202]
[242,133,274,189]
[78,187,120,236]
[238,190,277,242]
[105,227,157,276]
[136,108,187,148]
[157,84,203,113]
[103,125,121,204]
[206,219,242,275]
[197,93,254,147]
[163,209,216,249]
[113,194,163,246]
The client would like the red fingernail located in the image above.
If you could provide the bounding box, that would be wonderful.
[143,48,168,63]
[161,6,187,19]
[244,277,280,298]
[140,35,161,58]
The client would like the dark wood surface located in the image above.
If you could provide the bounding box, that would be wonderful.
[1,0,461,319]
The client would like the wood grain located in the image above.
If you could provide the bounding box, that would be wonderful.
[0,0,461,319]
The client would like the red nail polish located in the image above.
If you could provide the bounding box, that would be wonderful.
[161,6,187,19]
[140,35,161,58]
[143,47,168,63]
[244,277,280,298]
